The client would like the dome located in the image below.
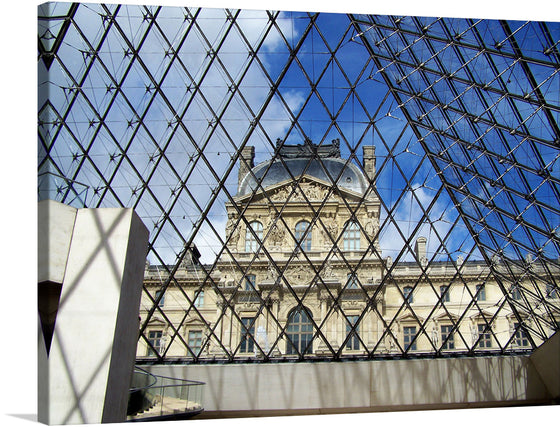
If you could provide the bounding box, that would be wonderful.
[237,157,369,196]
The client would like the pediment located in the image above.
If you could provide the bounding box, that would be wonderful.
[183,317,205,326]
[397,312,424,323]
[234,174,364,204]
[433,312,461,322]
[147,317,166,327]
[468,309,495,321]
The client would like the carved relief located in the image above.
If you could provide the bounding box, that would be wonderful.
[286,265,313,286]
[271,186,291,202]
[269,181,334,202]
[291,186,305,202]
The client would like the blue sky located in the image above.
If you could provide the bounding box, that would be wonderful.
[38,1,560,267]
[38,4,482,265]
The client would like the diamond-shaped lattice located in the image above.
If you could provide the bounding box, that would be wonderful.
[38,4,559,362]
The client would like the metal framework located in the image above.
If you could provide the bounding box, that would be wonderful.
[38,3,560,363]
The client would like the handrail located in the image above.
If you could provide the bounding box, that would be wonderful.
[127,366,205,421]
[129,366,158,393]
[145,371,205,387]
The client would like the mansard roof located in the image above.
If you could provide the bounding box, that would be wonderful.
[238,139,369,196]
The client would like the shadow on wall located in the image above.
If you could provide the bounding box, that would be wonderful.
[38,201,149,425]
[528,331,560,402]
[145,346,556,417]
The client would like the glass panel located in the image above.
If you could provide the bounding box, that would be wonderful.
[441,325,455,350]
[39,5,560,363]
[403,326,416,351]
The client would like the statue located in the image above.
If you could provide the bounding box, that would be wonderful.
[470,323,478,345]
[266,261,278,280]
[226,213,240,245]
[276,138,341,159]
[267,216,285,246]
[365,211,379,239]
[255,326,270,356]
[321,216,339,246]
[385,331,396,351]
[322,258,335,278]
[431,324,439,346]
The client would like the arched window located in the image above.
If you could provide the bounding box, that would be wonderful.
[343,221,360,251]
[245,221,263,252]
[286,307,313,355]
[295,220,312,251]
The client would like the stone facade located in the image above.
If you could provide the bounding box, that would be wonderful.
[136,143,560,361]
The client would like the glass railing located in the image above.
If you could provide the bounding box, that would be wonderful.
[127,367,205,421]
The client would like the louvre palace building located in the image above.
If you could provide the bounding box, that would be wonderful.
[137,140,560,361]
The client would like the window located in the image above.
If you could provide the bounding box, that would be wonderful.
[155,289,165,308]
[188,330,203,356]
[476,284,486,301]
[286,307,313,355]
[343,221,360,251]
[147,330,163,356]
[244,274,256,291]
[346,315,360,350]
[194,290,204,307]
[403,326,416,351]
[245,221,263,252]
[477,323,492,348]
[295,220,312,251]
[403,286,413,304]
[510,285,522,301]
[441,325,455,350]
[440,285,449,302]
[513,322,529,347]
[240,317,255,353]
[546,283,559,299]
[347,273,358,289]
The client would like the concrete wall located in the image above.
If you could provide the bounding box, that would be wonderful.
[38,201,149,425]
[145,353,553,417]
[530,331,560,400]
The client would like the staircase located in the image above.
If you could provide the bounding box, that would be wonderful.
[127,367,204,421]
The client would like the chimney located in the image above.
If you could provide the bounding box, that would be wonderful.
[362,145,376,182]
[238,145,255,187]
[415,236,427,266]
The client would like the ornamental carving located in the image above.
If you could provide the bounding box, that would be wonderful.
[276,138,341,159]
[270,186,291,202]
[286,265,314,286]
[270,180,334,202]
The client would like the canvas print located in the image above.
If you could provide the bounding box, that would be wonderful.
[37,1,560,424]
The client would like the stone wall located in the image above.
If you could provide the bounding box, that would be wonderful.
[143,351,554,417]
